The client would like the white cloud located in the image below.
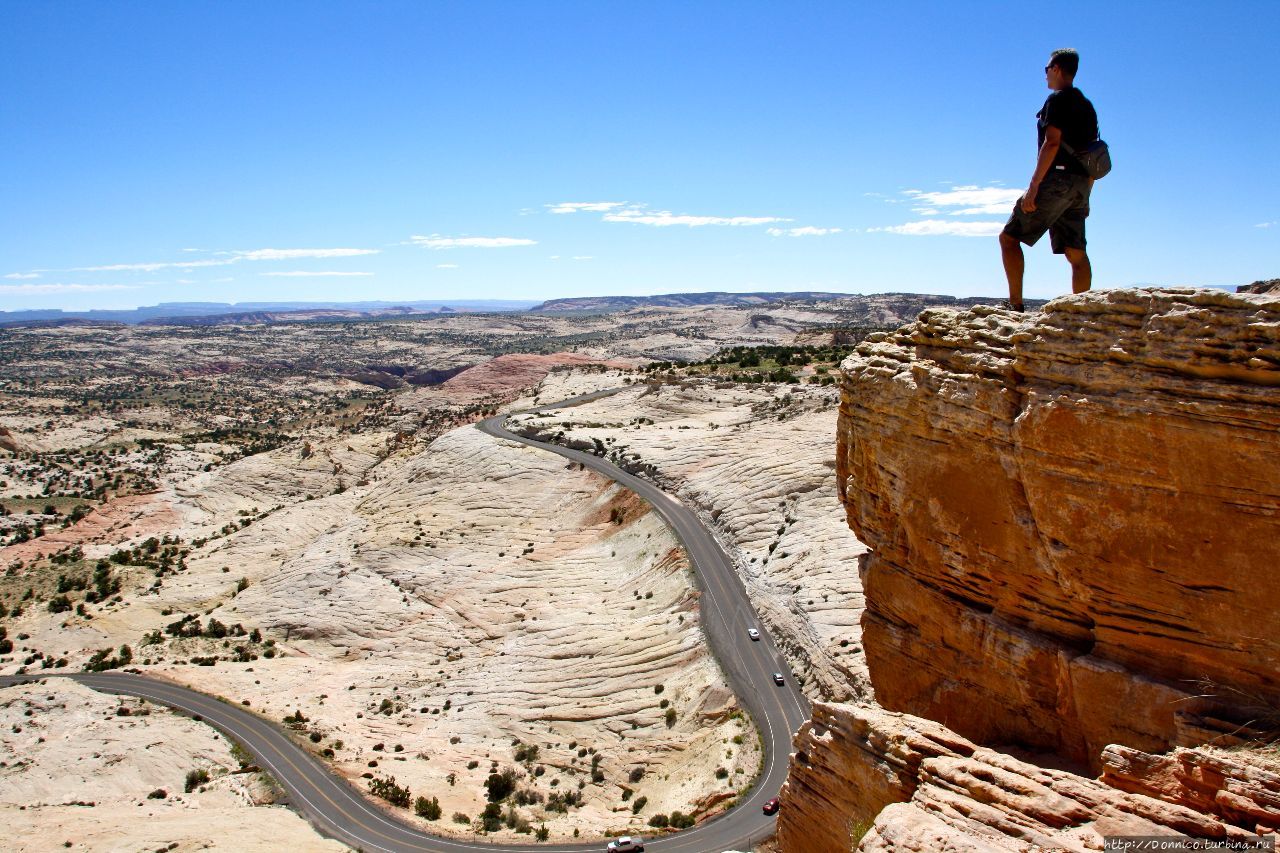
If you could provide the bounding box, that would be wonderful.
[603,206,790,227]
[75,258,231,272]
[767,226,844,238]
[235,248,378,261]
[0,283,141,294]
[903,185,1021,216]
[869,220,1006,237]
[409,235,537,249]
[1256,221,1277,228]
[261,271,374,277]
[572,256,593,261]
[71,247,380,273]
[546,202,627,214]
[436,264,459,269]
[3,272,40,279]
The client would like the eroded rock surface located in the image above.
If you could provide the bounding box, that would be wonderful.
[509,375,870,702]
[837,288,1280,766]
[779,703,1275,853]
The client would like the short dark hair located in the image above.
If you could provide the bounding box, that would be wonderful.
[1049,48,1079,77]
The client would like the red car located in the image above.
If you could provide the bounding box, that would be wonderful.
[763,797,780,815]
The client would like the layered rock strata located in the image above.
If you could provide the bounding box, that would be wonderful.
[836,288,1280,767]
[778,702,1275,853]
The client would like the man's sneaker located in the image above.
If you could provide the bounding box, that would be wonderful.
[998,300,1026,312]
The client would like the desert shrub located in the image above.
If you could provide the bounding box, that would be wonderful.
[648,813,669,828]
[414,795,442,820]
[147,788,167,799]
[535,824,549,841]
[184,768,210,792]
[47,594,72,614]
[670,810,695,828]
[452,812,470,825]
[485,766,518,802]
[631,795,648,813]
[84,645,131,672]
[665,708,677,727]
[369,775,411,808]
[513,787,543,806]
[480,802,503,832]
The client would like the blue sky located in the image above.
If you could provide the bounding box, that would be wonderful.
[3,1,1277,311]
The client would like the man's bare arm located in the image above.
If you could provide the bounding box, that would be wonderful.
[1021,124,1063,213]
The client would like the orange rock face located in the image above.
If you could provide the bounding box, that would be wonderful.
[778,703,1276,853]
[836,289,1280,767]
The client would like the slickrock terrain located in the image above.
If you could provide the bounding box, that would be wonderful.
[4,422,756,840]
[779,703,1277,852]
[508,374,871,703]
[837,288,1279,766]
[1,678,344,852]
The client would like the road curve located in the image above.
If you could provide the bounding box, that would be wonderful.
[3,388,810,853]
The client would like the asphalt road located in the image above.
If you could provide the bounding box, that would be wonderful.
[2,388,811,853]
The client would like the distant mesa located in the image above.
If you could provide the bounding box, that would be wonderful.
[0,300,538,327]
[530,291,857,313]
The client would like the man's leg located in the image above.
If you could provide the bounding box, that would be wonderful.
[1064,247,1091,293]
[999,232,1026,309]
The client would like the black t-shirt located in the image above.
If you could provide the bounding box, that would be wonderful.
[1038,87,1099,176]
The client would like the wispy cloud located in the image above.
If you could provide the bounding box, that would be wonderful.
[547,202,627,214]
[261,271,374,277]
[71,247,380,273]
[409,235,537,249]
[767,226,844,238]
[603,206,790,227]
[869,220,1005,237]
[436,263,459,269]
[1256,221,1277,228]
[572,255,593,261]
[236,248,378,261]
[3,272,41,280]
[74,258,229,272]
[903,185,1021,216]
[0,283,142,294]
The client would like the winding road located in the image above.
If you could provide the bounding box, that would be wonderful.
[2,388,811,853]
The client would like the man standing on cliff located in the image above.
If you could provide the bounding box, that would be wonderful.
[999,49,1099,311]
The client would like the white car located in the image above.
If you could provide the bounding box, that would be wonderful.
[747,628,761,641]
[607,837,644,852]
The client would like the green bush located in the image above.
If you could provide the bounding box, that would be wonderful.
[485,767,517,802]
[631,795,648,814]
[185,768,210,792]
[369,775,411,808]
[415,795,442,820]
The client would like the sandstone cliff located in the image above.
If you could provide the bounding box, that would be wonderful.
[778,702,1278,852]
[835,288,1280,767]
